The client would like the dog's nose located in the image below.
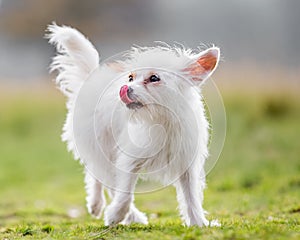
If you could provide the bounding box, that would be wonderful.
[120,85,134,105]
[127,86,133,94]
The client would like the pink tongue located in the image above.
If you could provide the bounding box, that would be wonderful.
[119,85,134,105]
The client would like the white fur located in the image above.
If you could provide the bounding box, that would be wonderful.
[46,24,220,227]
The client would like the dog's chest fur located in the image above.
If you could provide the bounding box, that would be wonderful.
[105,98,209,183]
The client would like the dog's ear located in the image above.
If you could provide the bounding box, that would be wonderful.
[184,47,220,83]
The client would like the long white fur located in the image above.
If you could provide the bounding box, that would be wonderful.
[46,23,220,227]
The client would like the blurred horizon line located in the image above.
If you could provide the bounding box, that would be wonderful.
[0,63,299,96]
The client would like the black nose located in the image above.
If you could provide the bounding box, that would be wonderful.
[127,86,133,94]
[127,86,135,100]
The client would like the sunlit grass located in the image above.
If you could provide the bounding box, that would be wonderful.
[0,86,299,239]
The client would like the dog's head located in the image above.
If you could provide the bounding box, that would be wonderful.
[115,45,220,120]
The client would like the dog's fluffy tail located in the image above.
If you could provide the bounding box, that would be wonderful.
[46,23,99,97]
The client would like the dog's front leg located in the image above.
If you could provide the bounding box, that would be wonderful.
[104,170,138,226]
[175,170,209,227]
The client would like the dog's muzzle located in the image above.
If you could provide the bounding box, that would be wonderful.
[119,85,143,109]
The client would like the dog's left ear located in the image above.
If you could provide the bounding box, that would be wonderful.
[184,47,220,83]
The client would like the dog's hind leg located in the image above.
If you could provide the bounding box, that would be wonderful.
[85,171,106,219]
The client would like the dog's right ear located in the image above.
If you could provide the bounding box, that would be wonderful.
[183,47,220,84]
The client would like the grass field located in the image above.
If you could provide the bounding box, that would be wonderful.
[0,85,299,239]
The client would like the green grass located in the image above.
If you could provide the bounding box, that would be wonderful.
[0,88,299,239]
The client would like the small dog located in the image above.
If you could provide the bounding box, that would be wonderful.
[46,23,220,227]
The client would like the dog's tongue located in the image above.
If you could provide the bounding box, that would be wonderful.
[119,85,134,105]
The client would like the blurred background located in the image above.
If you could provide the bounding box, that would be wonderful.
[0,1,299,238]
[0,0,299,88]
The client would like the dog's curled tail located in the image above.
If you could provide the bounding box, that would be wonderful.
[46,23,99,97]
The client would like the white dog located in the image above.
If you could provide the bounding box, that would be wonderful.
[46,23,220,227]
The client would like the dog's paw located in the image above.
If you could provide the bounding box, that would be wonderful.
[121,208,148,225]
[87,201,105,219]
[86,196,106,219]
[104,204,129,226]
[188,215,209,227]
[209,219,221,227]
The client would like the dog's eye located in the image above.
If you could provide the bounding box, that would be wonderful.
[149,74,160,82]
[128,74,134,82]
